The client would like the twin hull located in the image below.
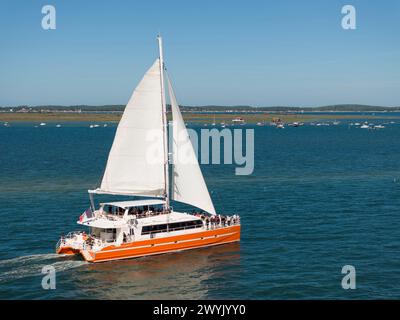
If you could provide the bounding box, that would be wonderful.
[57,225,240,263]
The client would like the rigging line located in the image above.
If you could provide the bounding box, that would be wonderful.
[158,35,170,210]
[165,72,173,204]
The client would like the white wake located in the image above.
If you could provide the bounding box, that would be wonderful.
[0,253,87,283]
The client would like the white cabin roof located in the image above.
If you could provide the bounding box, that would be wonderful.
[79,211,200,229]
[100,199,165,209]
[79,217,126,229]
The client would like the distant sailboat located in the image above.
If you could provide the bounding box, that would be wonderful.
[232,117,245,125]
[56,36,241,263]
[288,122,303,127]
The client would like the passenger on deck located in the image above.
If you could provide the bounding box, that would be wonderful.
[210,216,215,228]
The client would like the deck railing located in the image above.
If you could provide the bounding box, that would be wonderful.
[206,218,240,230]
[55,239,62,251]
[56,231,85,251]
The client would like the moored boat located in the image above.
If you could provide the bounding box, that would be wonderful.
[232,117,245,125]
[276,123,285,129]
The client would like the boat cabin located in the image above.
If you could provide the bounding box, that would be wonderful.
[79,199,204,246]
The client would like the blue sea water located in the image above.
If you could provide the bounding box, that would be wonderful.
[0,119,400,299]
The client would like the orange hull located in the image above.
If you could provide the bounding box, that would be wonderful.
[67,225,240,263]
[57,247,80,255]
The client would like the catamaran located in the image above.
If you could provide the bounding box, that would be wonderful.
[56,36,241,263]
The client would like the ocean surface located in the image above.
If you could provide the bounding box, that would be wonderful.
[1,117,400,299]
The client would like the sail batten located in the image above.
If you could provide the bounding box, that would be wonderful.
[99,59,165,197]
[168,76,216,215]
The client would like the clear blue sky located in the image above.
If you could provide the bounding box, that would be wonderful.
[0,0,399,107]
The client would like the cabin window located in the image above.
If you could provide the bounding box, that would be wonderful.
[141,220,202,235]
[169,220,202,230]
[142,224,168,235]
[103,206,124,215]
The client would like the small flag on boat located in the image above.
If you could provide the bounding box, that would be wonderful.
[79,207,94,222]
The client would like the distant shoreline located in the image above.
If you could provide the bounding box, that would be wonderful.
[1,103,400,114]
[2,112,400,124]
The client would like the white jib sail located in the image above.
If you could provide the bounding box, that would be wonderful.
[168,76,216,215]
[98,59,165,197]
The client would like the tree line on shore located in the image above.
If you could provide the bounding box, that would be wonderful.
[1,104,399,113]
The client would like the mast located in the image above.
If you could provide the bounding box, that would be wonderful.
[157,35,170,210]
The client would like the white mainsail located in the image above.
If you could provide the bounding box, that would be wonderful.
[96,59,165,197]
[168,76,216,215]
